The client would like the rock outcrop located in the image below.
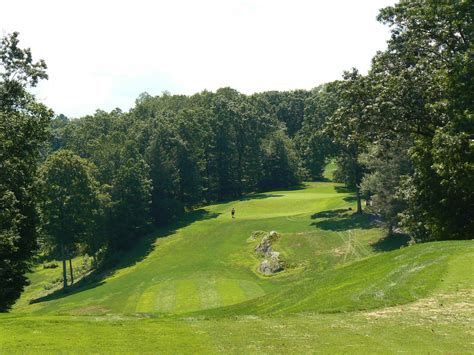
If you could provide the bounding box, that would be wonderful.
[250,231,284,275]
[259,251,283,275]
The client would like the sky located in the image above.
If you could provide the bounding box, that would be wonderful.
[1,0,396,118]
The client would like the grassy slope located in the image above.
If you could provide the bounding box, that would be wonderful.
[1,180,473,353]
[14,182,368,316]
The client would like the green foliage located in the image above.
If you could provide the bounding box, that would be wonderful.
[259,130,300,190]
[324,1,472,239]
[294,83,340,179]
[369,0,474,241]
[399,125,474,241]
[360,140,411,232]
[324,70,372,213]
[50,87,305,225]
[0,32,48,110]
[0,32,52,311]
[251,90,310,137]
[36,150,101,287]
[108,156,152,250]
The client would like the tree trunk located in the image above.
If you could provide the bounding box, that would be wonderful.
[204,152,212,200]
[236,150,243,197]
[69,258,74,285]
[355,185,362,214]
[388,223,394,236]
[61,244,67,289]
[351,153,362,214]
[93,253,98,269]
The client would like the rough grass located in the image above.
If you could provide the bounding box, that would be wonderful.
[1,178,473,353]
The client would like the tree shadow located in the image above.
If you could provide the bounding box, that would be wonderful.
[334,186,355,194]
[211,192,284,206]
[311,208,352,219]
[238,193,284,202]
[332,186,358,202]
[343,196,358,202]
[370,233,411,252]
[254,183,306,194]
[279,183,306,191]
[311,212,373,231]
[30,209,220,305]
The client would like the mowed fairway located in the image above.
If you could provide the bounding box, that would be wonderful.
[2,181,473,353]
[12,182,361,316]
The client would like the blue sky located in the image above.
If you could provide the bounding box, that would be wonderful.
[1,0,395,117]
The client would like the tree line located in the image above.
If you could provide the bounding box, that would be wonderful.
[1,0,472,311]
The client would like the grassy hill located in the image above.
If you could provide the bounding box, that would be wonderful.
[1,180,473,353]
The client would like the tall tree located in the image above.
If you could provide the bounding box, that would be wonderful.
[372,0,474,240]
[295,82,340,180]
[325,69,373,213]
[360,140,412,234]
[0,32,52,311]
[108,146,152,250]
[36,150,100,288]
[260,130,301,191]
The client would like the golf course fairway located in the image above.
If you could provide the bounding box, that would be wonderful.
[1,181,473,353]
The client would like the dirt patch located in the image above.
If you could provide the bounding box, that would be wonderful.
[365,289,474,323]
[332,247,346,257]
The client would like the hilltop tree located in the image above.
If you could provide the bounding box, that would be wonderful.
[0,32,52,311]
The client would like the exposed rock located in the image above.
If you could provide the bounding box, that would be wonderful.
[255,236,273,255]
[270,251,280,258]
[253,231,283,275]
[248,230,266,242]
[268,231,279,241]
[254,231,280,256]
[259,254,283,275]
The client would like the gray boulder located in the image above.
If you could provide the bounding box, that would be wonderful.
[254,231,279,256]
[259,255,283,275]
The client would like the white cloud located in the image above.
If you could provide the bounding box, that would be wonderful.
[1,0,395,117]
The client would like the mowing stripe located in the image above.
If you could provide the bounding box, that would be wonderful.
[198,279,222,310]
[136,284,161,312]
[238,280,265,300]
[155,281,177,313]
[216,279,247,306]
[175,279,201,313]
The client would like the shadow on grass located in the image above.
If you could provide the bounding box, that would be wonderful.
[237,193,284,202]
[311,211,373,231]
[332,186,358,202]
[211,193,285,206]
[30,209,220,305]
[311,208,353,219]
[241,184,306,198]
[334,186,355,194]
[210,184,305,207]
[371,233,411,252]
[343,196,358,203]
[278,183,306,191]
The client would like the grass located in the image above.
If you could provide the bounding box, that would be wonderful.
[1,175,473,353]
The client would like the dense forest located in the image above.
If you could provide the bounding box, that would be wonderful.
[1,0,472,311]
